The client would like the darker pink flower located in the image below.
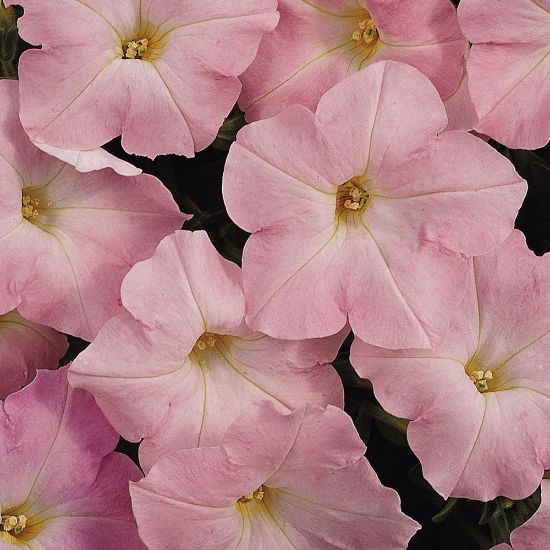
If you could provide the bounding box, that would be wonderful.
[224,61,527,348]
[130,401,419,549]
[240,0,467,121]
[8,0,279,159]
[69,230,345,471]
[0,79,185,341]
[0,309,67,399]
[352,231,550,501]
[492,480,550,550]
[458,0,550,149]
[0,368,144,549]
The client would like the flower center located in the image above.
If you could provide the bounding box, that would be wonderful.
[238,486,265,504]
[21,194,40,220]
[1,515,27,536]
[335,177,371,218]
[469,369,493,393]
[352,18,378,45]
[190,333,220,367]
[123,38,149,59]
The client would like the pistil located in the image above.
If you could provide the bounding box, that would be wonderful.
[123,38,149,59]
[1,515,27,535]
[352,18,378,45]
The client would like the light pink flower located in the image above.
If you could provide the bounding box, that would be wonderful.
[0,79,185,341]
[69,230,345,471]
[240,0,467,122]
[0,309,67,399]
[458,0,550,149]
[352,231,550,501]
[8,0,279,160]
[130,401,419,549]
[492,480,550,550]
[223,61,527,348]
[0,368,144,549]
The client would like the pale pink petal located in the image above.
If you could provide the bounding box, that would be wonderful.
[444,52,478,131]
[352,231,550,501]
[131,402,419,549]
[30,454,145,550]
[225,61,525,346]
[10,0,278,158]
[33,140,142,176]
[69,231,344,471]
[508,480,550,549]
[0,368,117,512]
[0,309,67,399]
[0,79,185,340]
[459,0,550,149]
[240,0,467,121]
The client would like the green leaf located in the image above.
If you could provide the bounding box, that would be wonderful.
[432,497,459,524]
[362,401,409,446]
[212,110,246,152]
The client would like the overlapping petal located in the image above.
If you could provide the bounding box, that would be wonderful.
[0,79,185,340]
[0,368,144,548]
[352,231,550,501]
[69,230,346,471]
[130,402,420,549]
[224,61,526,348]
[240,0,467,121]
[459,0,550,149]
[0,309,67,399]
[8,0,279,161]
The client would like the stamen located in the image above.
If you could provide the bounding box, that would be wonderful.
[336,178,371,217]
[124,38,149,59]
[238,486,265,503]
[21,194,40,220]
[1,515,27,535]
[469,369,493,393]
[352,18,378,45]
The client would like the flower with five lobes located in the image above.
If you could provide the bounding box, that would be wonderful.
[223,61,527,349]
[0,309,67,399]
[130,401,420,549]
[7,0,279,160]
[0,368,144,549]
[69,230,346,472]
[492,479,550,549]
[239,0,467,121]
[352,231,550,501]
[458,0,550,150]
[0,80,185,341]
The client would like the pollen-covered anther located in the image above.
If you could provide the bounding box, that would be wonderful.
[352,18,378,45]
[336,178,371,216]
[1,515,27,535]
[22,194,40,220]
[238,486,265,504]
[469,369,493,393]
[124,38,149,59]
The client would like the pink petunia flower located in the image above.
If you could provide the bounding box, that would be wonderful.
[0,368,144,549]
[458,0,550,149]
[69,230,346,471]
[0,308,67,399]
[0,79,185,341]
[492,480,550,549]
[7,0,279,161]
[130,401,420,549]
[223,61,527,348]
[239,0,467,122]
[351,231,550,501]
